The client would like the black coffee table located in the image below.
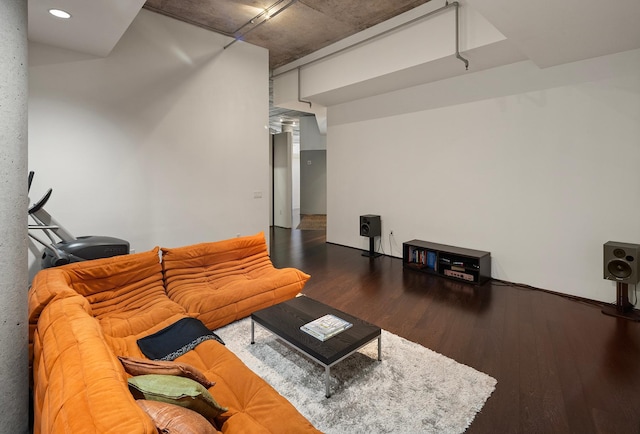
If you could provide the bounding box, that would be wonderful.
[250,296,381,398]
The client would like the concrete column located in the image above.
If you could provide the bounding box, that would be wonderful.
[0,0,29,433]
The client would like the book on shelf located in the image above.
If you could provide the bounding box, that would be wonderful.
[300,314,353,341]
[426,251,437,270]
[408,247,429,266]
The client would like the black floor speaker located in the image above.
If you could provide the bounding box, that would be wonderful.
[360,215,381,238]
[360,215,382,258]
[603,241,640,284]
[602,241,640,321]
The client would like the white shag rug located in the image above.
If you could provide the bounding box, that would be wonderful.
[217,318,496,433]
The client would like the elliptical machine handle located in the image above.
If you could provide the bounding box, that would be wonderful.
[28,188,52,215]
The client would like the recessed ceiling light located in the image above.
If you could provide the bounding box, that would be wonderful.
[49,9,72,19]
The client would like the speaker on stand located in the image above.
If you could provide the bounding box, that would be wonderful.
[360,215,382,258]
[602,241,640,321]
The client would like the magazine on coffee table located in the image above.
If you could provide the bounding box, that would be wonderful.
[300,314,353,341]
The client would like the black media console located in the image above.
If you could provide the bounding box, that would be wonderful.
[402,239,491,285]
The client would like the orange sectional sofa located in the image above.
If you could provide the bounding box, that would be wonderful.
[28,233,316,434]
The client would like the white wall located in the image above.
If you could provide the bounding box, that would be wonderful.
[299,115,327,215]
[272,132,293,228]
[300,116,326,151]
[327,49,640,303]
[300,150,327,215]
[292,152,301,211]
[28,10,269,269]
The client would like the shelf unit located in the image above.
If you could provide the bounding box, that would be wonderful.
[403,239,491,285]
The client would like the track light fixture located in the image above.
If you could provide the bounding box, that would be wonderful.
[224,0,298,49]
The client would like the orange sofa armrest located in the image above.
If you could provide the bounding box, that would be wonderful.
[32,296,156,434]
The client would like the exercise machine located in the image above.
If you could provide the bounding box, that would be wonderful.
[28,171,130,268]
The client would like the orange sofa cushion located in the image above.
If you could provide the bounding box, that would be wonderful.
[174,339,319,433]
[162,232,310,329]
[61,247,186,338]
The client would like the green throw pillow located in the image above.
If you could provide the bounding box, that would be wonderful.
[128,374,228,420]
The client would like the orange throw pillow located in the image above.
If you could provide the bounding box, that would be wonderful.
[136,400,219,433]
[119,356,215,388]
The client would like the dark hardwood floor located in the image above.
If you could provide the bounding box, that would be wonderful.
[270,227,640,434]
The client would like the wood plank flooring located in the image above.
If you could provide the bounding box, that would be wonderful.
[269,227,640,434]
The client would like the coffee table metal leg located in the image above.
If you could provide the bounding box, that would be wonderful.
[325,366,331,398]
[251,319,381,399]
